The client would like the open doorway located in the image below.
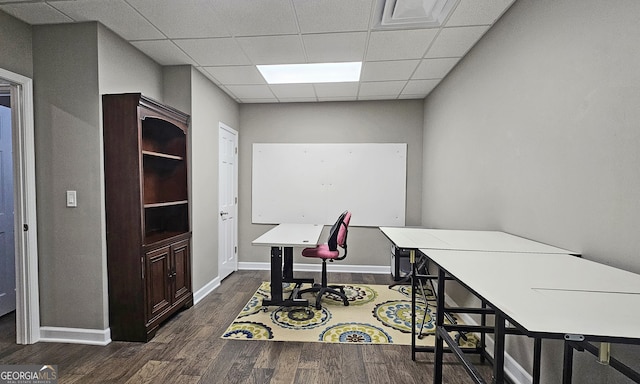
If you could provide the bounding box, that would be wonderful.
[0,68,40,345]
[0,85,16,319]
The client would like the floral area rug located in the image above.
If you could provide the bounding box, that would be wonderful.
[221,282,478,347]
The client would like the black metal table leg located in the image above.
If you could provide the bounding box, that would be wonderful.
[563,341,574,384]
[493,313,506,384]
[533,338,542,384]
[433,268,446,383]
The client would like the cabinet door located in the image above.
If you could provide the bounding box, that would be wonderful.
[145,246,172,322]
[171,239,191,303]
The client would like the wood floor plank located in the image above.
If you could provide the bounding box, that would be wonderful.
[0,270,493,384]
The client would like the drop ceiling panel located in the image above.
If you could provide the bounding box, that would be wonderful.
[412,57,459,79]
[2,0,515,103]
[361,60,420,81]
[212,0,299,36]
[51,0,164,40]
[236,35,306,65]
[302,32,368,63]
[174,38,251,66]
[126,0,230,39]
[446,0,515,27]
[425,25,490,58]
[313,83,359,98]
[366,29,438,61]
[131,40,197,66]
[226,84,276,99]
[402,79,439,95]
[269,84,317,99]
[0,3,72,24]
[294,0,374,33]
[203,66,266,85]
[358,81,406,97]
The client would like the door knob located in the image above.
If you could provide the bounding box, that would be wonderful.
[220,211,229,217]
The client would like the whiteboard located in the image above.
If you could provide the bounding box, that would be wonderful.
[252,143,406,227]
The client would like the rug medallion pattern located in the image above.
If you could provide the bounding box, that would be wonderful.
[222,282,477,347]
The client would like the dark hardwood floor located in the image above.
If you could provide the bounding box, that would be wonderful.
[0,270,492,383]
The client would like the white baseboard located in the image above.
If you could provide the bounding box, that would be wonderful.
[443,296,532,384]
[39,326,111,346]
[193,276,221,305]
[238,261,391,275]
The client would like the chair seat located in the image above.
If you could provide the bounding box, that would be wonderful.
[301,244,340,260]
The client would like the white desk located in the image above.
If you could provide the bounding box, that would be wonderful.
[253,223,324,307]
[428,249,640,384]
[379,227,574,254]
[379,227,577,364]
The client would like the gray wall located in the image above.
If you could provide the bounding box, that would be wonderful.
[165,66,240,291]
[239,100,423,268]
[0,10,32,78]
[33,22,104,329]
[422,0,640,382]
[33,22,165,330]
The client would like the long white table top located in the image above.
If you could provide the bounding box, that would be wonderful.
[379,227,577,255]
[252,223,324,247]
[427,249,640,340]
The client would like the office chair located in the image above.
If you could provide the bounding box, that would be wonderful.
[298,211,351,310]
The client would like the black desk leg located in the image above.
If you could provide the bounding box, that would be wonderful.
[283,246,293,281]
[533,338,542,384]
[433,268,446,384]
[493,313,506,384]
[411,253,417,361]
[562,341,574,384]
[269,246,283,303]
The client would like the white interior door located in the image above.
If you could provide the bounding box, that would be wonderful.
[218,123,238,281]
[0,103,16,317]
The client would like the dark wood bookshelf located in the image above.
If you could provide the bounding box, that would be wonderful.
[103,93,193,342]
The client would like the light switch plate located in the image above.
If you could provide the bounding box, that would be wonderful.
[66,190,77,207]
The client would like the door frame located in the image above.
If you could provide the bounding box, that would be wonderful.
[218,122,238,280]
[0,68,40,344]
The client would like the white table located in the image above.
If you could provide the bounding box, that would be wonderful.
[379,227,574,254]
[379,227,578,365]
[428,249,640,384]
[253,223,324,307]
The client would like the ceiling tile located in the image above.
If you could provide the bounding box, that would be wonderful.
[412,58,459,79]
[203,66,266,85]
[225,84,275,99]
[294,0,374,33]
[366,29,438,61]
[131,40,197,66]
[398,94,426,100]
[358,81,406,97]
[318,96,357,102]
[361,60,419,81]
[402,79,439,96]
[269,84,316,99]
[0,3,72,24]
[314,83,359,98]
[51,0,164,40]
[236,35,305,65]
[238,98,278,103]
[174,38,251,66]
[211,0,298,36]
[277,97,318,103]
[302,32,367,63]
[126,0,230,39]
[446,0,515,27]
[425,25,490,58]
